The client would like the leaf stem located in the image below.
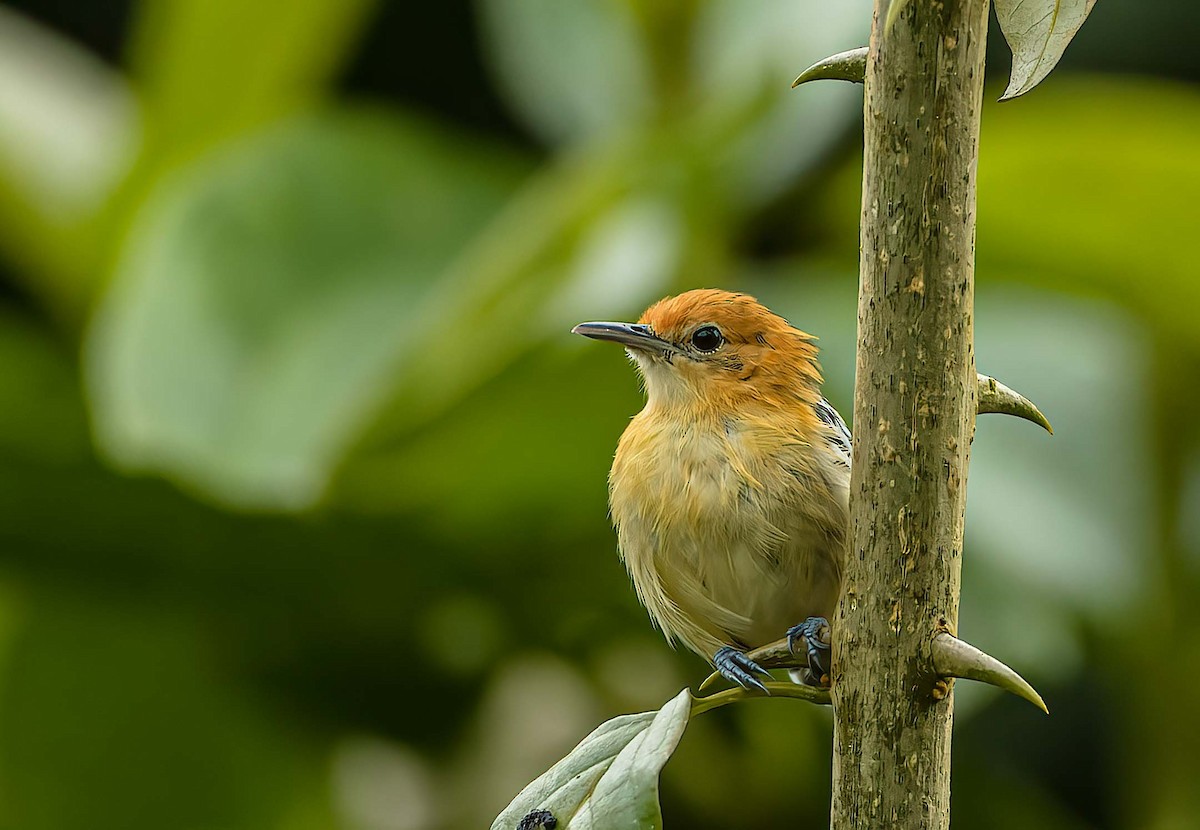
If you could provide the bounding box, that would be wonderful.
[690,681,830,716]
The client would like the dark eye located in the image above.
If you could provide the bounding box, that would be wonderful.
[690,325,723,353]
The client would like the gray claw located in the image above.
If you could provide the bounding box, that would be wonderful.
[787,617,832,679]
[714,646,771,694]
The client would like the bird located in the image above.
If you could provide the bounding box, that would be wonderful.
[572,289,851,692]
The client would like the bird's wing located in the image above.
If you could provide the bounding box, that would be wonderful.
[814,398,852,468]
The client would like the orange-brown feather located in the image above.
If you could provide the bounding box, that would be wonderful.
[603,289,850,665]
[637,289,824,419]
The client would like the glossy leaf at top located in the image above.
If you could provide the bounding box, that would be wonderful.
[995,0,1096,100]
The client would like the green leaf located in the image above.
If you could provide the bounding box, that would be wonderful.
[689,0,870,206]
[0,7,138,308]
[491,689,690,830]
[0,7,136,222]
[976,78,1200,351]
[334,161,684,476]
[128,0,376,150]
[813,78,1200,355]
[481,0,870,205]
[85,110,527,510]
[478,0,654,144]
[995,0,1096,100]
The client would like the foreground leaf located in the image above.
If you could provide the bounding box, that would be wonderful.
[995,0,1096,100]
[491,689,690,830]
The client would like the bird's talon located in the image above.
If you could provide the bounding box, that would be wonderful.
[787,616,832,680]
[713,646,772,694]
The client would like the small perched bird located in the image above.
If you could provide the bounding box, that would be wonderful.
[573,289,851,691]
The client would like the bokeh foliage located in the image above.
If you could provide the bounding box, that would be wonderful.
[0,1,1196,829]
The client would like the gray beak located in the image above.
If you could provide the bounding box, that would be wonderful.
[571,321,673,353]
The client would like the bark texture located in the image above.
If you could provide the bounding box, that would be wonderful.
[831,1,990,828]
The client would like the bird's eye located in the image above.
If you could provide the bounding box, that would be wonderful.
[690,325,723,353]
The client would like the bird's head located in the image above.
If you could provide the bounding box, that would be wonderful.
[573,289,822,411]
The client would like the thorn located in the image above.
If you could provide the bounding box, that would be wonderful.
[931,632,1049,714]
[792,47,868,88]
[976,373,1054,434]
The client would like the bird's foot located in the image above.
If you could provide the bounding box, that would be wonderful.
[787,616,832,687]
[713,646,772,694]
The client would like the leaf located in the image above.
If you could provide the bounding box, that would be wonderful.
[0,7,138,307]
[482,0,870,205]
[0,6,136,222]
[332,174,684,487]
[967,290,1154,626]
[491,689,691,830]
[689,0,871,206]
[995,0,1096,100]
[128,0,376,149]
[813,78,1200,355]
[478,0,654,144]
[975,78,1200,350]
[85,109,527,510]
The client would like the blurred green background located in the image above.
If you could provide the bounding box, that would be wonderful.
[0,1,1197,828]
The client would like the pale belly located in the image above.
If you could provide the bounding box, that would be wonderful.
[610,416,847,659]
